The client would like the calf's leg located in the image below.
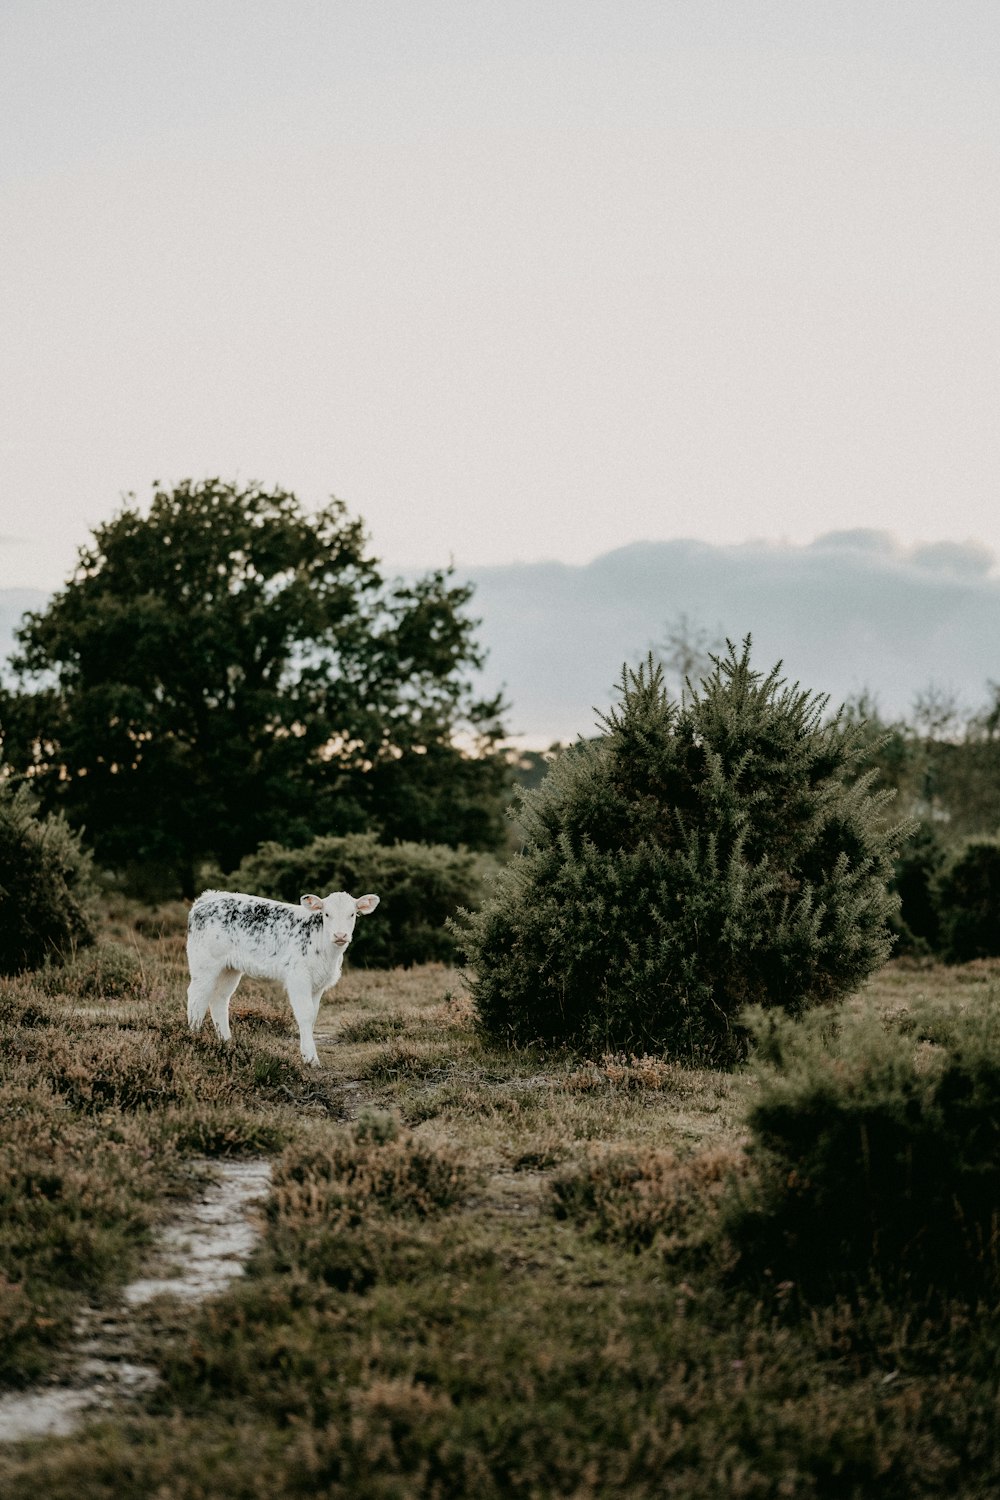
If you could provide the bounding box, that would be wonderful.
[287,975,321,1066]
[187,967,221,1032]
[207,967,242,1042]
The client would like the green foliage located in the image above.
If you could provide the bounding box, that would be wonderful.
[0,479,508,894]
[936,839,1000,962]
[459,640,906,1064]
[889,820,947,954]
[225,831,495,966]
[0,780,96,975]
[888,832,1000,963]
[731,997,1000,1299]
[846,684,1000,846]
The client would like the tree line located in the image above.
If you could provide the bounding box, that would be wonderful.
[2,489,998,972]
[845,688,1000,959]
[654,612,1000,961]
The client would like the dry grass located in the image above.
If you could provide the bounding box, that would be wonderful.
[857,954,1000,1009]
[1,920,999,1497]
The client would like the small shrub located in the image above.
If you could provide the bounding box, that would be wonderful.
[271,1119,470,1229]
[0,781,97,975]
[224,832,494,967]
[16,1018,302,1118]
[40,941,147,1001]
[159,1107,286,1157]
[252,1056,288,1088]
[0,978,51,1028]
[562,1053,682,1094]
[458,642,906,1065]
[936,839,1000,962]
[353,1106,401,1144]
[730,996,1000,1299]
[41,1031,190,1113]
[552,1146,740,1256]
[339,1013,408,1044]
[228,998,292,1036]
[360,1041,459,1083]
[260,1122,468,1292]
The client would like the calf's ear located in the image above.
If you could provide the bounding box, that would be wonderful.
[301,894,324,911]
[355,894,380,915]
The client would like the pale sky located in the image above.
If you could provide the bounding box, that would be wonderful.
[3,1,1000,592]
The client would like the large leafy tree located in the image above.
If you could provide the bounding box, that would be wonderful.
[0,480,507,891]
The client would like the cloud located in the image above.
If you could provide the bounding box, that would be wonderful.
[809,530,900,557]
[808,530,997,577]
[909,540,996,577]
[460,533,1000,743]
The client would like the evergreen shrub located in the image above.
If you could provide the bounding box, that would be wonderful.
[731,998,1000,1298]
[936,839,1000,962]
[457,641,905,1064]
[224,832,494,967]
[0,781,96,975]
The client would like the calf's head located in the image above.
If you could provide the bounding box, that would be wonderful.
[301,891,380,949]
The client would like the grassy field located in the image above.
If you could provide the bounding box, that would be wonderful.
[1,905,999,1498]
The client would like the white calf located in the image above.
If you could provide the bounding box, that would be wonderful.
[186,889,380,1066]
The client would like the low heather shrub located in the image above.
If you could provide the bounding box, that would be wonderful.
[159,1107,286,1158]
[264,1119,470,1292]
[339,1013,408,1045]
[40,941,147,1001]
[731,996,1000,1298]
[552,1145,740,1257]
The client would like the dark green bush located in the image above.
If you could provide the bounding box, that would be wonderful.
[0,781,96,975]
[223,832,494,967]
[936,839,1000,962]
[457,642,906,1064]
[888,820,947,955]
[731,998,1000,1298]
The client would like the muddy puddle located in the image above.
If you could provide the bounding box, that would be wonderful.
[0,1157,272,1444]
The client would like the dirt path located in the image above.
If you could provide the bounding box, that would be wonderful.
[0,1158,272,1444]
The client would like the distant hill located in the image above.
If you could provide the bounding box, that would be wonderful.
[4,531,999,742]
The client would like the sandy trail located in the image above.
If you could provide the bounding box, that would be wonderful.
[0,1158,272,1444]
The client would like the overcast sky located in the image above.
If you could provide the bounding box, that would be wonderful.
[3,2,1000,593]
